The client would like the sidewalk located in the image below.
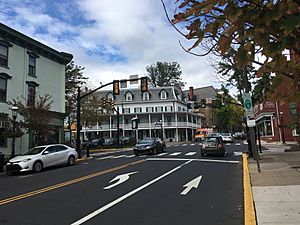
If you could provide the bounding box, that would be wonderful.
[248,144,300,225]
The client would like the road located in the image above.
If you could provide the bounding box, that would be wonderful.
[0,141,247,225]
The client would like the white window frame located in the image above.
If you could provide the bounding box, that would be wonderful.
[125,92,132,102]
[160,90,167,99]
[143,92,149,101]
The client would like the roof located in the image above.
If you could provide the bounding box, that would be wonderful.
[94,86,186,104]
[0,23,73,65]
[183,86,218,101]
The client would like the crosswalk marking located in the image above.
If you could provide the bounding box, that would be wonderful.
[157,153,168,156]
[96,156,113,160]
[112,155,127,159]
[124,154,135,158]
[185,152,197,156]
[190,143,196,146]
[182,144,188,146]
[169,152,181,156]
[235,143,241,146]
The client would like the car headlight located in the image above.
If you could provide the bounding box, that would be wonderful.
[21,158,32,162]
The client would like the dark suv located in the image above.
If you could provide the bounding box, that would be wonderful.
[200,136,225,157]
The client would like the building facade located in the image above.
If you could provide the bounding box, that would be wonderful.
[80,79,203,143]
[254,101,300,143]
[0,23,72,156]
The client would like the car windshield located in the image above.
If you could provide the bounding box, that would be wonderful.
[139,139,155,144]
[23,146,46,155]
[204,137,219,143]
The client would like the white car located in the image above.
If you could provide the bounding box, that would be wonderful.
[221,133,234,143]
[6,144,78,173]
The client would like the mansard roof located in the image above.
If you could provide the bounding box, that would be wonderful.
[95,86,186,104]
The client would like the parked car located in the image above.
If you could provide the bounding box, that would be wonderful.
[82,138,104,148]
[133,137,166,156]
[6,144,78,173]
[102,138,119,147]
[210,133,222,138]
[200,136,225,157]
[221,133,234,143]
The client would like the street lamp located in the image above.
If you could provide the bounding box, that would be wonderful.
[10,105,18,158]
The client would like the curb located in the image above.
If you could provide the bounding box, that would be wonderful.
[243,153,257,225]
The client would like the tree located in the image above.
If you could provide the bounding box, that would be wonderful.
[10,94,54,146]
[252,73,273,104]
[146,61,186,88]
[65,61,88,127]
[163,0,300,98]
[214,86,244,131]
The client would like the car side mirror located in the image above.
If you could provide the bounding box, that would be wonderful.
[43,150,50,155]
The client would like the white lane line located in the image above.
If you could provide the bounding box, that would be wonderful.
[124,155,135,158]
[173,144,179,147]
[185,152,197,156]
[18,175,33,179]
[157,153,168,156]
[226,143,231,146]
[182,144,188,146]
[190,143,196,146]
[235,143,241,146]
[71,160,192,225]
[169,152,182,156]
[112,155,126,159]
[96,156,113,160]
[147,157,239,164]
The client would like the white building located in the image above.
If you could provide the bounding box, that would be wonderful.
[81,77,203,142]
[0,23,72,156]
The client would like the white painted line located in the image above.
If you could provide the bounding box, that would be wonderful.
[169,152,182,156]
[185,152,197,156]
[234,152,243,156]
[147,157,239,164]
[18,175,33,179]
[226,143,231,146]
[173,144,179,147]
[124,155,135,158]
[112,155,126,159]
[182,144,188,146]
[96,156,113,160]
[157,153,168,156]
[235,143,241,146]
[190,143,196,146]
[71,160,192,225]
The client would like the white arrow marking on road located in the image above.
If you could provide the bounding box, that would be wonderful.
[103,171,138,190]
[234,152,243,156]
[180,175,202,195]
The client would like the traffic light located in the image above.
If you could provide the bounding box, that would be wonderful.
[113,80,120,95]
[201,99,206,108]
[140,77,148,93]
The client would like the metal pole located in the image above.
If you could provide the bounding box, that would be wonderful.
[257,126,262,153]
[76,87,82,158]
[280,113,286,144]
[11,116,16,158]
[117,109,120,148]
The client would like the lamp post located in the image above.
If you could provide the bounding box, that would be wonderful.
[11,105,18,159]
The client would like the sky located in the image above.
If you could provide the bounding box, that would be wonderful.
[0,0,222,91]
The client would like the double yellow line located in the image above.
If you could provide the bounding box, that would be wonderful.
[0,159,144,206]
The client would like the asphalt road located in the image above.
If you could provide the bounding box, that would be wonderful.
[0,141,248,225]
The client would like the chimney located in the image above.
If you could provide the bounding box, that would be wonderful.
[189,86,194,101]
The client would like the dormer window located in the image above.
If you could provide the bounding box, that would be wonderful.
[160,90,167,100]
[107,93,114,101]
[143,92,150,101]
[125,92,133,102]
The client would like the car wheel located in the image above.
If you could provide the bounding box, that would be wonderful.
[33,161,43,172]
[134,151,139,156]
[162,145,166,153]
[68,156,76,166]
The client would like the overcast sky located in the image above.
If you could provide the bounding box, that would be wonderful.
[0,0,222,91]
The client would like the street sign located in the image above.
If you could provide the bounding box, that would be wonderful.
[242,93,254,117]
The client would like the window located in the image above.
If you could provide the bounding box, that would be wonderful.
[156,107,163,112]
[160,90,167,99]
[0,78,7,102]
[125,92,133,101]
[0,44,8,67]
[292,127,299,136]
[143,92,150,101]
[134,107,142,113]
[165,106,173,112]
[146,107,153,112]
[123,108,130,114]
[107,93,114,100]
[178,106,182,112]
[28,55,36,76]
[27,85,36,106]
